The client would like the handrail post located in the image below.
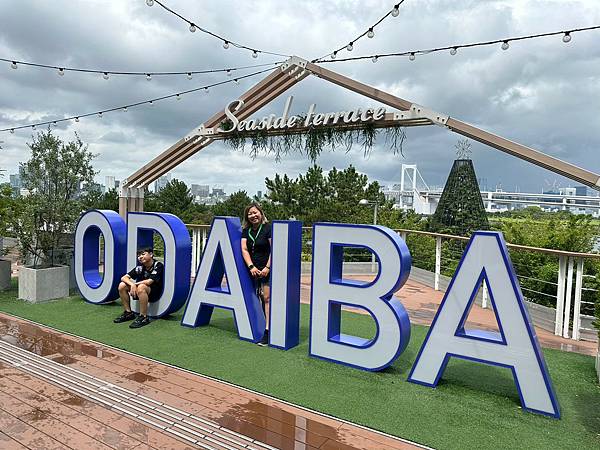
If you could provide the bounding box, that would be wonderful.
[191,228,198,276]
[201,228,207,254]
[554,255,567,335]
[434,236,442,291]
[572,257,584,341]
[481,283,489,309]
[562,257,575,338]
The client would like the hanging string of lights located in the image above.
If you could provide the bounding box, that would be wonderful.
[1,57,282,80]
[312,1,406,63]
[0,67,274,133]
[317,25,600,64]
[146,0,290,59]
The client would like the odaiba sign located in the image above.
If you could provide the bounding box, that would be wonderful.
[75,210,561,418]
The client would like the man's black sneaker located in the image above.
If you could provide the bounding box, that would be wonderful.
[129,315,151,329]
[113,311,136,323]
[257,330,269,346]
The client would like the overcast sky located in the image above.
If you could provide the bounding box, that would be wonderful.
[1,0,599,196]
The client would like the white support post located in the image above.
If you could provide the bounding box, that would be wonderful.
[481,283,489,309]
[572,257,584,341]
[191,228,199,277]
[562,257,575,338]
[201,228,207,254]
[554,255,567,335]
[400,232,407,242]
[434,236,442,291]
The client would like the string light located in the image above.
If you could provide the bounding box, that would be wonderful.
[226,69,231,76]
[10,129,14,133]
[204,87,209,93]
[146,73,152,81]
[313,1,406,62]
[319,25,600,64]
[0,67,273,133]
[58,68,65,76]
[252,50,258,58]
[371,55,378,63]
[0,57,282,79]
[146,0,154,6]
[150,0,289,58]
[562,32,572,43]
[408,52,416,61]
[187,72,192,80]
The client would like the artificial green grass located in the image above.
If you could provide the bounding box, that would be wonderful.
[0,283,598,450]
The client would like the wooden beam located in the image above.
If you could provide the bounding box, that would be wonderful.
[306,62,413,111]
[447,118,600,189]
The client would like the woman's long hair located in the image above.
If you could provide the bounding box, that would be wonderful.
[242,203,268,229]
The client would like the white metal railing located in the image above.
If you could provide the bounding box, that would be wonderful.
[186,224,600,342]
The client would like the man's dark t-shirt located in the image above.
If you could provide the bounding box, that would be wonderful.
[242,223,271,269]
[127,260,164,301]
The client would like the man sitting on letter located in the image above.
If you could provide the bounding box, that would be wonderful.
[113,247,164,328]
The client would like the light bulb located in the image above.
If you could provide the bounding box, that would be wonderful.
[409,52,416,61]
[331,52,337,60]
[223,41,229,49]
[10,129,14,133]
[450,47,457,56]
[58,68,65,76]
[234,78,239,85]
[204,87,209,93]
[10,61,17,69]
[346,42,354,51]
[187,72,192,80]
[367,29,374,39]
[53,121,57,126]
[252,50,258,58]
[103,72,109,80]
[123,107,127,112]
[146,0,154,6]
[562,32,571,43]
[146,73,152,81]
[189,23,196,33]
[98,112,102,118]
[391,5,400,17]
[226,69,231,77]
[149,100,154,106]
[501,41,510,50]
[371,55,378,63]
[75,117,79,122]
[176,94,181,100]
[32,125,35,130]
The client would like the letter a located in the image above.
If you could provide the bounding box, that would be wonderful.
[408,231,560,418]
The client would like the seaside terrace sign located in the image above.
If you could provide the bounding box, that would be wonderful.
[215,96,388,134]
[74,210,561,418]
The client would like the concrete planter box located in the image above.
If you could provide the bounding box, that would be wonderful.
[18,265,69,303]
[0,259,11,291]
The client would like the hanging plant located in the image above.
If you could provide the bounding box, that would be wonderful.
[219,120,407,161]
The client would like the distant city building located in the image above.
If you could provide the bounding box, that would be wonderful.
[105,176,116,192]
[154,174,171,192]
[256,190,263,199]
[9,173,21,196]
[575,186,589,197]
[191,184,210,198]
[212,187,225,197]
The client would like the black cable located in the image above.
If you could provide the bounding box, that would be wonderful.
[318,25,600,64]
[150,0,290,58]
[0,67,275,132]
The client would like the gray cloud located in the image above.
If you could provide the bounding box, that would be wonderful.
[1,0,599,196]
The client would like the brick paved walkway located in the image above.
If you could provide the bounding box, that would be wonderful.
[0,314,425,450]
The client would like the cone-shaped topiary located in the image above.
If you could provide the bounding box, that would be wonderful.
[430,158,489,236]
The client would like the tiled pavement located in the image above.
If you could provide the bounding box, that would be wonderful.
[0,276,597,449]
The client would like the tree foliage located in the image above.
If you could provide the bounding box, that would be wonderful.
[212,190,252,218]
[10,130,96,267]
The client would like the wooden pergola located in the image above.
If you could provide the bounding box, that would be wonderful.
[119,56,600,217]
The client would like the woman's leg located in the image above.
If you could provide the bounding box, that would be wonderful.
[261,284,270,330]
